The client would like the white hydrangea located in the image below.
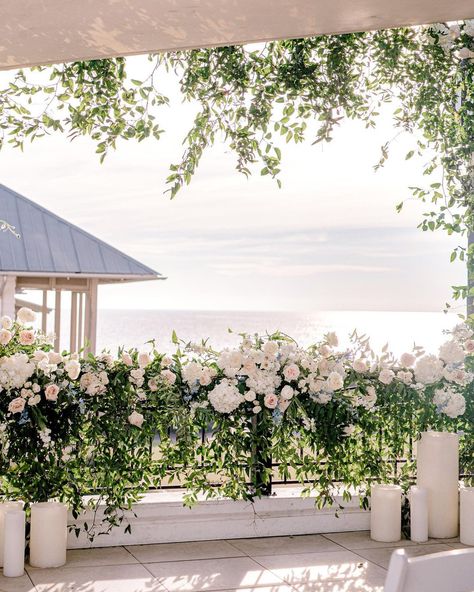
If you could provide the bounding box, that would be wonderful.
[464,19,474,37]
[414,355,444,385]
[207,380,244,414]
[0,353,35,390]
[433,387,466,418]
[439,340,465,364]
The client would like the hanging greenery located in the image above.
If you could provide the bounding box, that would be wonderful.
[1,22,473,305]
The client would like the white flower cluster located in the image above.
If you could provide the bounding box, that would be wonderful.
[433,386,466,418]
[80,369,109,395]
[0,353,34,390]
[427,21,474,60]
[207,379,244,414]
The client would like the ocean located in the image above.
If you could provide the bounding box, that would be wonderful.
[93,309,460,356]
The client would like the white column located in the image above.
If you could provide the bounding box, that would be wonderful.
[0,276,16,318]
[54,289,61,352]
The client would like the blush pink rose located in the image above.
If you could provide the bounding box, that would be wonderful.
[264,393,278,409]
[283,363,300,381]
[19,330,35,346]
[128,411,144,428]
[45,383,60,401]
[8,397,26,414]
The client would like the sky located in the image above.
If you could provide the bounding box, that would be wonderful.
[0,56,466,313]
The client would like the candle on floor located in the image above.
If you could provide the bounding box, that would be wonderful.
[370,484,402,542]
[29,502,68,568]
[3,509,25,578]
[410,486,428,543]
[460,487,474,546]
[417,431,459,538]
[0,502,22,568]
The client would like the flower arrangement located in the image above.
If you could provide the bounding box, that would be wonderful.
[0,308,472,537]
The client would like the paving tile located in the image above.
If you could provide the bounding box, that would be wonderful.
[322,531,415,550]
[27,547,138,570]
[0,573,36,592]
[27,563,166,592]
[354,543,453,570]
[228,535,342,557]
[126,540,245,563]
[253,550,387,590]
[146,556,287,591]
[448,542,474,549]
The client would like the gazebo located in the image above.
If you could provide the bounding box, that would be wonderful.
[0,184,163,353]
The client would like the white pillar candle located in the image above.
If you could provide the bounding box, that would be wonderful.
[417,431,459,538]
[3,510,25,578]
[410,486,428,543]
[460,487,474,546]
[29,502,68,568]
[0,502,22,568]
[370,484,402,542]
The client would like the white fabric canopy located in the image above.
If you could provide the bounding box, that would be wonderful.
[1,0,474,70]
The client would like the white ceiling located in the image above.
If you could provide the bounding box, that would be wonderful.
[1,0,474,70]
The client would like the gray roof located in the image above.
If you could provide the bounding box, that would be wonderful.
[0,184,163,281]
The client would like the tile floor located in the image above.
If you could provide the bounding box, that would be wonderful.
[0,531,469,592]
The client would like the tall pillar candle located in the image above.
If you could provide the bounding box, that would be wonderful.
[410,486,428,543]
[417,431,459,538]
[460,487,474,546]
[29,502,68,568]
[0,502,22,568]
[370,484,402,542]
[3,509,25,577]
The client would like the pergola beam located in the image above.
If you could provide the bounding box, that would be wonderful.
[1,0,474,71]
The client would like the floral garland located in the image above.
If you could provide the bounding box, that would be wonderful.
[0,308,472,536]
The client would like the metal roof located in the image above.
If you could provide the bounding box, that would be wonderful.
[0,184,163,282]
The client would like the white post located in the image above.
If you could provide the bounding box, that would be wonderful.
[54,289,61,352]
[0,276,16,318]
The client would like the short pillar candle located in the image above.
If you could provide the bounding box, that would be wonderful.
[410,486,428,543]
[460,487,474,546]
[0,502,22,568]
[370,484,402,542]
[29,502,68,568]
[417,431,459,538]
[3,509,25,578]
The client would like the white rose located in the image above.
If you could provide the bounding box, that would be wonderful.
[0,329,12,345]
[65,359,81,380]
[378,368,395,385]
[48,352,63,365]
[280,385,294,400]
[1,316,12,330]
[138,352,151,368]
[161,369,176,385]
[400,352,416,367]
[263,341,279,356]
[327,371,343,391]
[122,352,133,366]
[253,405,262,414]
[28,394,41,406]
[16,307,36,324]
[325,332,338,347]
[161,356,172,367]
[244,390,257,402]
[128,410,144,428]
[352,358,368,373]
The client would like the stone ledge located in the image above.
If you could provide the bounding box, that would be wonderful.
[68,486,370,548]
